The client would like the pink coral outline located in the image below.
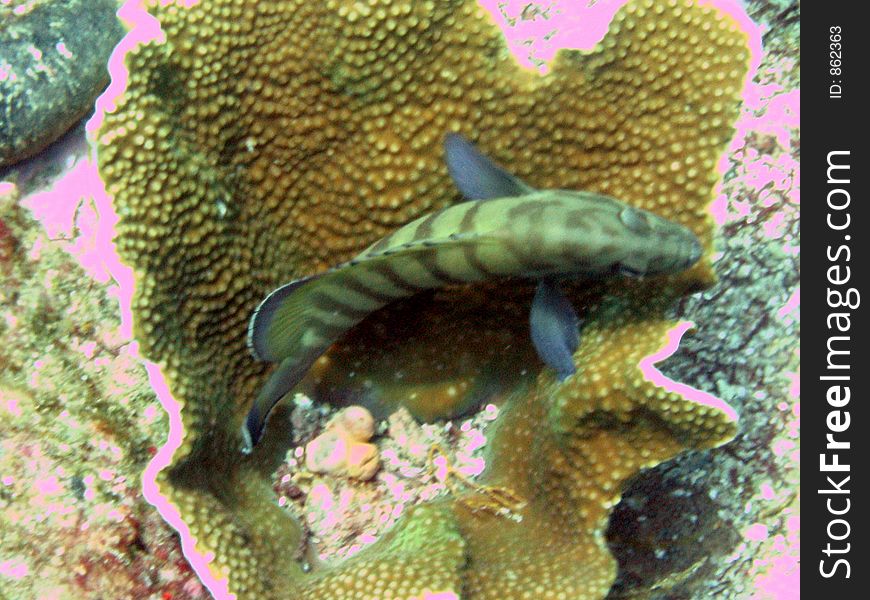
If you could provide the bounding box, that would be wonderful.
[89,2,235,599]
[639,321,738,422]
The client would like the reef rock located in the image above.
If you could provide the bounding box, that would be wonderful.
[0,0,124,168]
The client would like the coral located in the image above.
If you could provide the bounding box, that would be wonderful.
[272,402,495,565]
[601,5,800,594]
[94,0,750,598]
[453,310,736,599]
[304,406,380,480]
[330,405,377,443]
[0,184,23,274]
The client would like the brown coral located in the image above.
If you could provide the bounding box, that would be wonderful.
[95,0,748,598]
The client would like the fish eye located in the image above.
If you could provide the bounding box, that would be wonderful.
[618,206,652,234]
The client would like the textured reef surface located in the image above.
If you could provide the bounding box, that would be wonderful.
[0,0,799,598]
[94,0,748,597]
[0,179,207,597]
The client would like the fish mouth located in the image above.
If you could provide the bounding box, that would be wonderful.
[686,235,703,267]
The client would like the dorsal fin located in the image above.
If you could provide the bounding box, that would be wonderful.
[444,133,535,200]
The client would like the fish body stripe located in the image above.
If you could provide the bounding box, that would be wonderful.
[367,260,424,294]
[454,201,496,277]
[316,282,384,314]
[458,199,484,233]
[341,269,406,304]
[409,207,445,242]
[363,217,424,256]
[418,252,475,286]
[308,291,371,322]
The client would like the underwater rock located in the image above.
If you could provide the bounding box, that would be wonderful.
[0,0,124,168]
[271,402,495,566]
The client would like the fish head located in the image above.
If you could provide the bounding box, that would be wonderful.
[613,202,702,277]
[553,191,703,278]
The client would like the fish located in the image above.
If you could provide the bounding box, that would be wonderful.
[243,133,702,447]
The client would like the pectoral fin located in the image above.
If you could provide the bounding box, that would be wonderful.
[444,133,535,200]
[529,279,581,381]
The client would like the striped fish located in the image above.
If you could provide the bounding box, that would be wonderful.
[243,133,702,446]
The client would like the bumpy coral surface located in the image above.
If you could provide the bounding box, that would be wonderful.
[95,0,750,598]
